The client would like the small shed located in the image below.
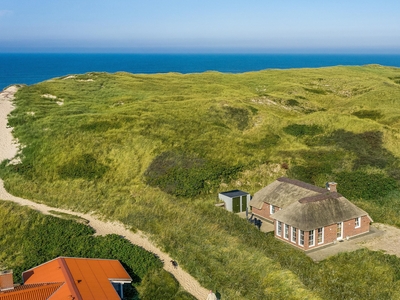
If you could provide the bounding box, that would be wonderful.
[218,190,250,213]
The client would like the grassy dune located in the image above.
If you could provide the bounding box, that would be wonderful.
[2,65,400,298]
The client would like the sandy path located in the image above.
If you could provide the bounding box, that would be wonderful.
[0,86,209,300]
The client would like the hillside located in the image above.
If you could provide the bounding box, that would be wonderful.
[2,65,400,299]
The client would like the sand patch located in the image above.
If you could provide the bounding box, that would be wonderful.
[63,75,76,80]
[42,94,57,99]
[0,86,20,163]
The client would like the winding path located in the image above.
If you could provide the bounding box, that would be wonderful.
[0,86,209,300]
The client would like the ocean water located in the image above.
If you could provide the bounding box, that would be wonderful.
[1,53,400,90]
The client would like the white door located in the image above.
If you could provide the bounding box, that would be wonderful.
[336,222,343,240]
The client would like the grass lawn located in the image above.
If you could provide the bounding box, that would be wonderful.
[2,65,400,299]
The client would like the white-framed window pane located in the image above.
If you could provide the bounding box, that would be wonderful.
[291,227,297,243]
[299,230,304,246]
[337,222,342,238]
[277,221,282,236]
[284,224,289,239]
[308,230,314,246]
[317,227,323,244]
[355,217,361,228]
[270,205,275,214]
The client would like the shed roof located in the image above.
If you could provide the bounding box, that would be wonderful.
[250,177,325,210]
[219,190,249,198]
[272,192,372,231]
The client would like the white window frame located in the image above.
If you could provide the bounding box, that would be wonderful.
[308,230,315,247]
[317,227,324,244]
[299,230,304,247]
[355,217,361,228]
[291,227,297,243]
[284,224,289,240]
[277,221,282,236]
[270,204,276,215]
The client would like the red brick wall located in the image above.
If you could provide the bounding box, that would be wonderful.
[324,223,339,244]
[274,220,311,250]
[273,216,370,250]
[251,202,280,222]
[342,215,370,238]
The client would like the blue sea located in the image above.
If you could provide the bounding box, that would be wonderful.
[1,53,400,90]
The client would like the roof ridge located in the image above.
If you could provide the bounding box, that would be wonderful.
[277,177,327,193]
[298,192,342,203]
[58,257,82,300]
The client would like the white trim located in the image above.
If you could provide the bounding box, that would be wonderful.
[355,217,361,228]
[284,224,289,240]
[317,227,324,244]
[291,226,297,243]
[276,221,282,236]
[337,222,343,240]
[299,230,304,247]
[308,230,315,247]
[270,204,276,215]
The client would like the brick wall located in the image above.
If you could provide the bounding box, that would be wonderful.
[324,223,338,244]
[343,215,370,238]
[251,202,281,222]
[273,215,370,251]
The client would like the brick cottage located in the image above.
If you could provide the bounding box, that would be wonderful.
[250,177,372,250]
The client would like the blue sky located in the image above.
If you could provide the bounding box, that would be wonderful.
[0,0,399,53]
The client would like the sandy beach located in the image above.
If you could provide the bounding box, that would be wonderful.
[0,86,209,300]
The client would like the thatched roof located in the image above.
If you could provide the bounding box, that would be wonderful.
[272,192,372,231]
[250,177,326,210]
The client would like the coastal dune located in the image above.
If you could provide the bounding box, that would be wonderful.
[0,86,209,300]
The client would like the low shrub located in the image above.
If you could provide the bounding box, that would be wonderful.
[144,151,242,197]
[352,110,383,120]
[222,106,250,131]
[58,153,109,180]
[334,171,398,200]
[137,269,196,300]
[283,124,324,137]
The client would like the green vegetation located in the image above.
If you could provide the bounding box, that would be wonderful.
[138,269,196,300]
[2,65,400,298]
[0,201,165,299]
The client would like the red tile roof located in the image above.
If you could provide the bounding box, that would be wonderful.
[1,257,132,300]
[0,283,63,300]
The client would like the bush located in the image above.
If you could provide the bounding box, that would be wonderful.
[58,153,109,180]
[283,124,324,137]
[352,110,383,120]
[334,171,398,200]
[144,151,242,197]
[137,269,196,300]
[222,106,250,131]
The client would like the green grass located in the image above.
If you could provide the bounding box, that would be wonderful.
[2,65,400,298]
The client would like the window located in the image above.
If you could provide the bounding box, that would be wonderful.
[308,230,314,247]
[270,205,276,215]
[337,222,342,239]
[355,217,361,228]
[317,227,324,244]
[299,230,304,246]
[291,227,297,243]
[284,224,289,239]
[277,221,282,236]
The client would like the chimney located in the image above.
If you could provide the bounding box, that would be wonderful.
[326,182,337,192]
[0,270,14,291]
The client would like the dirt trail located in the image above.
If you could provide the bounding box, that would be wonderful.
[0,86,209,300]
